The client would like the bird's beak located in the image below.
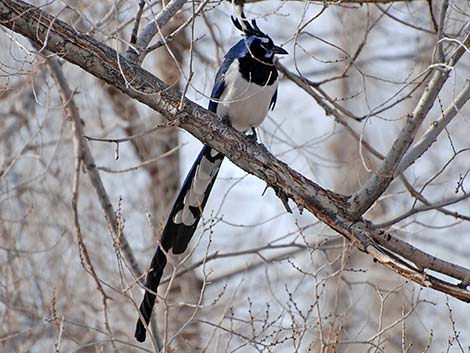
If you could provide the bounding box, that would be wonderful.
[272,45,288,55]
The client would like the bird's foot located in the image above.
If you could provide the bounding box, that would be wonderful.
[247,128,257,142]
[222,115,232,127]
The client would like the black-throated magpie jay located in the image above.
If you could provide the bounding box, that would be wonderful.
[135,14,287,342]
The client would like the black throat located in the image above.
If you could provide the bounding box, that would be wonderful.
[238,55,278,86]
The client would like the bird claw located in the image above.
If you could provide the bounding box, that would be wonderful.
[222,115,232,127]
[247,128,257,142]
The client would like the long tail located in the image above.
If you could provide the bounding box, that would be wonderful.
[135,145,224,342]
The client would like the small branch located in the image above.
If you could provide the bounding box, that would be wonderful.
[208,237,344,283]
[124,0,188,63]
[435,0,449,63]
[363,222,470,284]
[347,222,470,299]
[277,61,360,122]
[278,61,388,162]
[375,186,470,228]
[402,173,470,222]
[97,144,184,174]
[277,61,361,134]
[396,80,470,174]
[366,245,470,302]
[140,0,209,57]
[129,1,146,48]
[427,0,438,33]
[160,236,335,284]
[85,120,178,144]
[376,4,435,34]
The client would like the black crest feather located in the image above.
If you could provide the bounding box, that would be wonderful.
[231,12,267,38]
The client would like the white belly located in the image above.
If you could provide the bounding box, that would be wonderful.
[216,61,277,132]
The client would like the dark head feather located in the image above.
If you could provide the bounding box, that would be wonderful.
[231,12,267,38]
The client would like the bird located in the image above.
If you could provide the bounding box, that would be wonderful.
[135,13,288,343]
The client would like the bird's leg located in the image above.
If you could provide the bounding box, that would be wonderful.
[221,115,232,127]
[247,127,257,141]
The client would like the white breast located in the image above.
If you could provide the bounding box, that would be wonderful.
[216,61,277,132]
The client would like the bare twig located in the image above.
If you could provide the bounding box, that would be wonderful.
[124,0,188,63]
[376,4,435,34]
[97,144,184,174]
[129,1,146,48]
[397,80,470,174]
[141,0,210,57]
[435,0,449,63]
[277,61,387,161]
[85,120,178,144]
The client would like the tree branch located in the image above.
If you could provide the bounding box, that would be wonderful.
[396,80,470,174]
[124,0,187,63]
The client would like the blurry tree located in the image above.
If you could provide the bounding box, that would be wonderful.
[1,0,470,353]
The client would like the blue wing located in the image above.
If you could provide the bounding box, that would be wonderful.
[208,39,249,113]
[208,78,225,113]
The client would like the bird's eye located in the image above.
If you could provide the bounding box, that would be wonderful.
[260,41,272,51]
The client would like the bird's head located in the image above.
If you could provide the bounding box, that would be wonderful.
[231,14,288,63]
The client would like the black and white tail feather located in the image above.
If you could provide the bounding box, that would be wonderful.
[135,12,287,342]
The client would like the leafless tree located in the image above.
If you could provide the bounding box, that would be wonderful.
[1,0,469,352]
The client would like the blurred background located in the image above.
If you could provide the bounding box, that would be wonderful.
[1,0,470,352]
